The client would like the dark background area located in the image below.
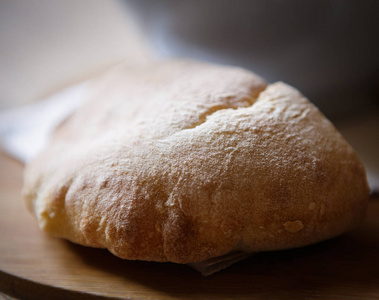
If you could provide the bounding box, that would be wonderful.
[126,0,379,121]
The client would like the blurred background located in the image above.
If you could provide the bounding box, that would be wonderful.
[0,0,151,111]
[126,0,379,120]
[0,0,378,189]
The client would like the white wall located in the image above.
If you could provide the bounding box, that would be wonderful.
[0,0,151,110]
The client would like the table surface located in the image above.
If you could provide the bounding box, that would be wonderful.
[0,152,379,300]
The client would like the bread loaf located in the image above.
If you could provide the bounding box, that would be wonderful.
[23,60,369,264]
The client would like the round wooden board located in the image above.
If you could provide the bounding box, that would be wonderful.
[1,152,379,300]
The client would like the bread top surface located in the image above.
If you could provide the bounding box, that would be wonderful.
[23,60,369,263]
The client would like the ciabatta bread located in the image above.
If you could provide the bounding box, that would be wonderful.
[23,60,369,263]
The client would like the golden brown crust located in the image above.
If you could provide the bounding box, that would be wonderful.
[23,60,370,263]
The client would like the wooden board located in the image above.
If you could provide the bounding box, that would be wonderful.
[0,152,379,300]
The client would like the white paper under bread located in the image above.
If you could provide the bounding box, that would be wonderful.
[0,82,90,163]
[188,252,253,276]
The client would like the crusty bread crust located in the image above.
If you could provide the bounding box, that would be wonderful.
[23,60,369,263]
